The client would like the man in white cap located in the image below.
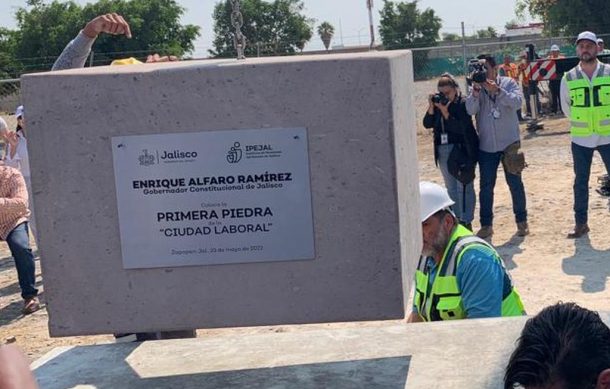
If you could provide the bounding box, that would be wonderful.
[561,31,610,238]
[407,181,525,322]
[548,45,564,115]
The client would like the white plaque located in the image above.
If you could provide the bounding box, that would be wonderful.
[111,128,315,269]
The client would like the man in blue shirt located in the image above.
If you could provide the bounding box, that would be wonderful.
[408,182,525,322]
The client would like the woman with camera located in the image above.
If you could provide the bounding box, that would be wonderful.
[423,73,479,230]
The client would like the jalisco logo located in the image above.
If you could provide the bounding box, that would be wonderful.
[138,149,156,166]
[160,150,198,160]
[227,142,243,164]
[139,149,198,166]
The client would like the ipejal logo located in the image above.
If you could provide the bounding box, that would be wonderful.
[227,142,243,163]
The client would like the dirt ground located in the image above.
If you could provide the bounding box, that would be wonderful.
[2,81,610,363]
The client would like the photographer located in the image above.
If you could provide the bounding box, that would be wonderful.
[423,73,479,230]
[466,54,529,239]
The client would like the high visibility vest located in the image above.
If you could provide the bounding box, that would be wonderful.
[499,63,518,81]
[565,64,610,137]
[414,225,525,321]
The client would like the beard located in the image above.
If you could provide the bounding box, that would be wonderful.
[422,226,450,258]
[580,52,596,63]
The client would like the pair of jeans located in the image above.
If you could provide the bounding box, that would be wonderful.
[437,144,476,223]
[479,149,527,226]
[523,83,541,116]
[549,79,562,114]
[6,222,38,299]
[571,142,610,224]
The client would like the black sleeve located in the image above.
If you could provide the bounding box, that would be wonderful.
[443,103,467,135]
[423,111,436,129]
[456,101,479,161]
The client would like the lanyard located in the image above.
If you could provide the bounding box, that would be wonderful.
[483,87,497,104]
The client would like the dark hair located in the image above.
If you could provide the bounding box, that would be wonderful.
[505,302,610,389]
[477,54,496,68]
[438,73,459,88]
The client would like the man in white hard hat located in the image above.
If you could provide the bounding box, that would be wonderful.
[407,181,525,322]
[548,45,564,115]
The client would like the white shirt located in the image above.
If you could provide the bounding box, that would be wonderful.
[4,133,30,177]
[560,61,610,148]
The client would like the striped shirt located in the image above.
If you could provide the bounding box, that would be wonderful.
[0,166,30,240]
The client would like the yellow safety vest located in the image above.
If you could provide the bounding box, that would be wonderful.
[565,64,610,137]
[414,225,525,321]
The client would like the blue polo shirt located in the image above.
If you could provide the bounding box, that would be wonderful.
[413,244,509,319]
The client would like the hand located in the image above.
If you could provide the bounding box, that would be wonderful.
[6,132,18,148]
[482,79,499,94]
[83,13,132,39]
[434,101,451,119]
[471,83,481,97]
[146,54,180,63]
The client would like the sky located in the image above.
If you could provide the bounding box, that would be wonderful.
[0,0,533,58]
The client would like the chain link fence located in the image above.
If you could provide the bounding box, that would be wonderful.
[1,33,608,122]
[0,79,20,114]
[410,34,594,81]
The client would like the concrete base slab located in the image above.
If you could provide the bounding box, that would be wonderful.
[34,317,535,388]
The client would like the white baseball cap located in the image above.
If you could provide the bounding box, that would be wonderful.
[15,105,24,118]
[576,31,598,44]
[598,38,605,44]
[550,44,560,51]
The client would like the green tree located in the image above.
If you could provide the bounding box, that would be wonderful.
[379,0,441,50]
[504,19,520,30]
[210,0,313,58]
[442,33,460,42]
[317,21,335,51]
[476,26,498,39]
[516,0,610,35]
[0,28,20,79]
[11,0,199,72]
[379,0,441,77]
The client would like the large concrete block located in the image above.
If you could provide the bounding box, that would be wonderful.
[21,51,421,336]
[32,317,535,388]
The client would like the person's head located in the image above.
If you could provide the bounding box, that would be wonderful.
[437,73,459,100]
[15,105,24,130]
[504,55,512,65]
[598,38,605,52]
[576,31,599,64]
[505,302,610,389]
[477,54,497,79]
[550,44,560,57]
[419,182,456,261]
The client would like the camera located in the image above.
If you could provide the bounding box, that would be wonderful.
[431,93,449,105]
[467,59,487,85]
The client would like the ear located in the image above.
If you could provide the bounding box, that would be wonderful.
[596,369,610,389]
[443,213,455,231]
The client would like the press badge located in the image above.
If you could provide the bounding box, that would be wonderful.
[441,133,449,144]
[492,108,501,119]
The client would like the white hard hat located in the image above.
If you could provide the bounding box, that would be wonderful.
[419,181,455,222]
[550,44,560,51]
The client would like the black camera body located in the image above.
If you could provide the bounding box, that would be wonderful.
[432,93,449,105]
[467,59,488,85]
